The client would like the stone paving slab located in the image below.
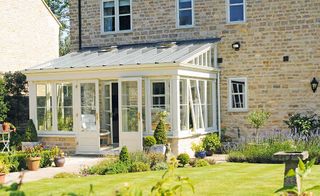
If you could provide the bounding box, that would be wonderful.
[5,156,105,185]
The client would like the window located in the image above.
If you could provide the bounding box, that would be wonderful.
[151,81,170,131]
[228,78,247,111]
[177,0,194,27]
[180,79,188,131]
[36,84,53,131]
[227,0,245,23]
[102,0,131,33]
[207,81,214,128]
[57,83,73,131]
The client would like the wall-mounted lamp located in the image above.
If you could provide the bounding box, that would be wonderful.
[232,42,241,51]
[311,77,319,93]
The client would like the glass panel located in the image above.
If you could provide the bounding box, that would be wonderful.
[121,81,138,132]
[179,0,192,9]
[104,1,115,16]
[36,84,52,131]
[57,83,73,131]
[81,83,97,132]
[119,15,131,30]
[119,0,130,14]
[153,82,165,95]
[180,79,188,131]
[230,0,243,4]
[230,5,244,22]
[104,17,115,32]
[179,10,192,26]
[207,81,213,128]
[101,83,111,133]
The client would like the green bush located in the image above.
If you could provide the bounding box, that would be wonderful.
[147,153,165,168]
[284,113,319,136]
[202,133,221,152]
[89,160,129,175]
[40,150,54,168]
[129,152,151,165]
[24,119,38,142]
[143,136,156,148]
[195,159,209,167]
[119,146,130,163]
[177,153,190,167]
[154,119,167,144]
[130,162,150,172]
[0,79,8,121]
[151,162,168,171]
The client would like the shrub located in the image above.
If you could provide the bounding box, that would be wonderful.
[284,113,319,136]
[54,172,79,178]
[247,110,270,139]
[177,153,190,167]
[154,119,167,144]
[0,79,8,121]
[24,119,38,142]
[191,142,204,153]
[195,159,209,167]
[143,136,156,148]
[147,153,165,167]
[89,160,129,175]
[40,150,54,168]
[0,160,9,174]
[202,133,221,152]
[119,146,130,163]
[130,162,150,172]
[151,162,168,171]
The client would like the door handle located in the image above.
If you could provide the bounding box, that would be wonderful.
[137,112,141,121]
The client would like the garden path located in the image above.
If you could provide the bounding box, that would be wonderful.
[5,156,105,185]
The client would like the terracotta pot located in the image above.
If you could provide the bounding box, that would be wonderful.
[54,157,65,167]
[0,173,5,184]
[2,123,10,132]
[26,157,41,171]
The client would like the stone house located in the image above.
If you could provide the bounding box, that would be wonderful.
[24,0,320,155]
[0,0,60,73]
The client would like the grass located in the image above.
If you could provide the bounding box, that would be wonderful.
[3,163,320,195]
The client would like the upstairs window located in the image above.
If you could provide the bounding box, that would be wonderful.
[228,78,248,111]
[102,0,131,33]
[227,0,245,23]
[177,0,194,27]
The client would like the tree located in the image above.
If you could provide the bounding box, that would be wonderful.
[0,79,8,121]
[247,110,270,140]
[3,72,28,96]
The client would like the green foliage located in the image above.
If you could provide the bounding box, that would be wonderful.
[89,160,129,175]
[130,162,150,173]
[177,153,190,167]
[119,146,130,163]
[143,136,156,148]
[202,133,221,152]
[154,119,167,144]
[191,142,205,153]
[147,153,165,168]
[40,150,54,168]
[3,72,27,96]
[247,110,270,138]
[54,172,79,179]
[24,120,38,142]
[24,144,43,158]
[151,162,168,171]
[275,158,320,195]
[129,152,151,165]
[195,159,210,167]
[284,113,320,136]
[0,160,9,174]
[0,79,8,121]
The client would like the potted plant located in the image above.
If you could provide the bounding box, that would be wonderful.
[0,160,9,184]
[52,146,65,167]
[191,142,206,159]
[152,111,169,154]
[25,144,42,171]
[202,133,221,156]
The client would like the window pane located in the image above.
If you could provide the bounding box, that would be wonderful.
[57,83,73,131]
[121,81,138,132]
[179,0,192,9]
[230,5,244,22]
[207,81,213,128]
[81,83,96,132]
[153,82,165,95]
[37,84,52,131]
[119,0,130,14]
[119,15,131,30]
[104,17,115,32]
[179,10,192,26]
[230,0,243,4]
[103,1,115,16]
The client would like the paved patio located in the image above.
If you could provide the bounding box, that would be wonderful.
[5,156,105,185]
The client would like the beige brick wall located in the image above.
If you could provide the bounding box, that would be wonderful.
[39,136,76,154]
[0,0,60,72]
[70,0,320,137]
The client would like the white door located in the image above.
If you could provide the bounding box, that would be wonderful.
[119,78,143,152]
[76,81,100,154]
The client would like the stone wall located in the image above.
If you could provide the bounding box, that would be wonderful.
[39,136,76,154]
[0,0,60,72]
[70,0,320,137]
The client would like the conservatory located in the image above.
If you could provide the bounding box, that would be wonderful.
[25,39,221,155]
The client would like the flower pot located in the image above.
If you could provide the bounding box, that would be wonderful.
[26,157,41,171]
[54,157,65,167]
[206,150,213,156]
[2,123,10,132]
[195,151,206,159]
[0,173,5,184]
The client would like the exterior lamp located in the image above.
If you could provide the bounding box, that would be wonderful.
[311,77,319,93]
[232,42,241,51]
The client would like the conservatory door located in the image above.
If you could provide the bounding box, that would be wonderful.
[119,78,143,152]
[76,81,100,154]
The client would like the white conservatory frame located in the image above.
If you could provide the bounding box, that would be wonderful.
[25,42,221,153]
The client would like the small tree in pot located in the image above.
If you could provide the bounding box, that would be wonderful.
[191,142,206,159]
[52,146,65,167]
[0,160,9,184]
[25,144,42,171]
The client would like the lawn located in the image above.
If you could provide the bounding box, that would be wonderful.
[3,163,320,196]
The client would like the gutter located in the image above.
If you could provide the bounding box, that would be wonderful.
[78,0,82,51]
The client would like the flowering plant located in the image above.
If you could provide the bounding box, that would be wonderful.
[24,144,43,158]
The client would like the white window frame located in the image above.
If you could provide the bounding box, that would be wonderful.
[228,77,248,112]
[226,0,246,24]
[176,0,194,28]
[100,0,132,34]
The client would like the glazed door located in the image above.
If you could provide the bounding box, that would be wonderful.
[119,78,143,152]
[76,81,100,154]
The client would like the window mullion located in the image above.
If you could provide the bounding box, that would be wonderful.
[115,0,119,32]
[52,83,58,131]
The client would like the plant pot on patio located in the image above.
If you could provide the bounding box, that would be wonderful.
[195,151,206,159]
[26,157,41,171]
[54,156,65,167]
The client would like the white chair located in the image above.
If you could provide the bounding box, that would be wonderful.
[0,125,10,152]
